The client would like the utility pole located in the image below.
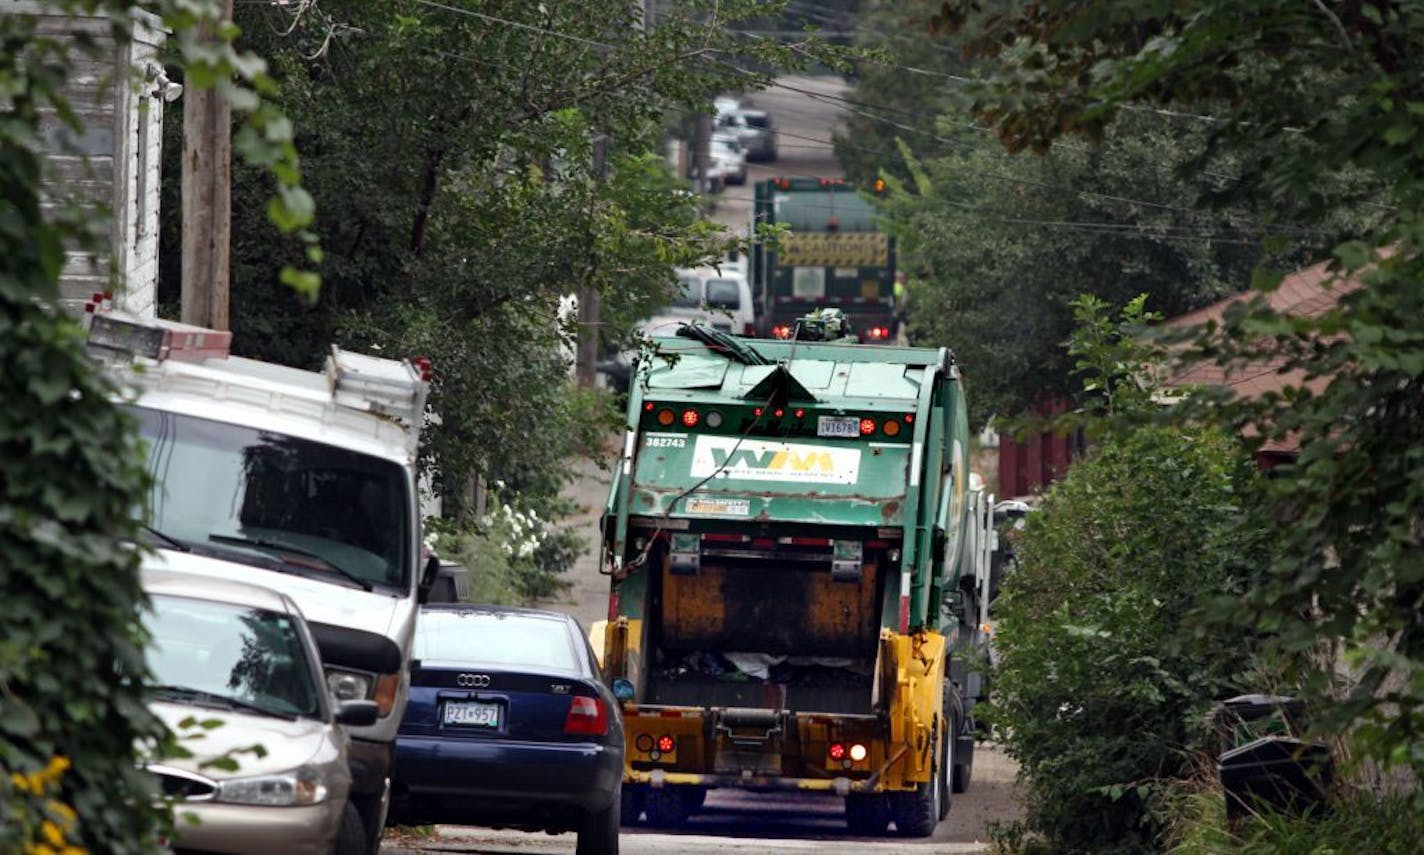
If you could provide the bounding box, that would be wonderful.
[576,133,609,387]
[691,110,712,195]
[180,0,233,330]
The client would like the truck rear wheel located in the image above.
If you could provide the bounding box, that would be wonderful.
[845,793,891,836]
[938,717,954,821]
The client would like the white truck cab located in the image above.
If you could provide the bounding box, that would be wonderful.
[91,314,435,855]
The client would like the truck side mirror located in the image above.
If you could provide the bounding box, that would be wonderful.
[417,553,441,604]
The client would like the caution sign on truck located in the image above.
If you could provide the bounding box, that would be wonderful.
[777,232,890,268]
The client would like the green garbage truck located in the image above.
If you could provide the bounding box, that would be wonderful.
[593,319,997,836]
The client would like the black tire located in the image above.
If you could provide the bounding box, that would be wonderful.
[686,785,708,813]
[348,793,385,855]
[576,782,621,855]
[643,787,692,828]
[938,716,954,821]
[952,741,973,794]
[333,801,367,855]
[890,771,939,838]
[620,784,646,826]
[844,793,891,836]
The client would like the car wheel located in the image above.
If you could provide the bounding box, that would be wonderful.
[643,786,692,828]
[333,801,367,855]
[620,784,647,826]
[350,792,385,855]
[844,793,890,836]
[576,781,620,855]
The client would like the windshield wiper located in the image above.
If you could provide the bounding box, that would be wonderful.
[140,525,190,552]
[151,685,297,720]
[207,534,374,592]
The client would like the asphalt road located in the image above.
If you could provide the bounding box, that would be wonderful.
[708,75,849,235]
[381,743,1018,853]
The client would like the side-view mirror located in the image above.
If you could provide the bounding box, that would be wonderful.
[334,699,380,727]
[612,678,635,702]
[416,553,441,604]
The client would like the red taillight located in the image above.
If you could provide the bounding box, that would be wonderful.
[773,408,784,418]
[859,418,876,435]
[828,742,846,760]
[681,409,699,427]
[772,325,791,339]
[794,408,805,419]
[412,356,433,381]
[657,735,676,753]
[564,696,608,736]
[644,402,654,411]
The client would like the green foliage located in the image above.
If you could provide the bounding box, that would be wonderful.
[2,1,319,850]
[930,0,1424,786]
[427,489,582,605]
[874,109,1298,428]
[179,0,826,524]
[1163,780,1424,855]
[988,299,1268,853]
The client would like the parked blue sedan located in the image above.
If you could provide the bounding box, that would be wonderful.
[390,605,624,855]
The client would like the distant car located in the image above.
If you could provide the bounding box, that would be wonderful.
[391,605,624,855]
[141,563,379,855]
[709,132,748,187]
[720,108,777,161]
[712,94,741,123]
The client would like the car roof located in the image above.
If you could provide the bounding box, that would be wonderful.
[737,108,768,119]
[142,562,301,616]
[420,602,580,626]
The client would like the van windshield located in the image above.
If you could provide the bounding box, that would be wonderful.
[672,277,702,309]
[132,407,411,590]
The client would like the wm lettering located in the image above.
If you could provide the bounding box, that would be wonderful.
[712,448,835,473]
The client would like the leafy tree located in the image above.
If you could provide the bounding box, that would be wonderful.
[989,297,1267,853]
[1,1,312,851]
[160,0,829,529]
[936,0,1424,785]
[879,111,1287,428]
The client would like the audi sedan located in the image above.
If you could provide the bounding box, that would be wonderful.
[390,605,624,855]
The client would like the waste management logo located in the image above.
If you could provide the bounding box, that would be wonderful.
[689,436,861,485]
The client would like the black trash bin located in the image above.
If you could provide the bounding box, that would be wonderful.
[1212,694,1333,823]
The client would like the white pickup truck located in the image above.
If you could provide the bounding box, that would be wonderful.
[91,314,437,855]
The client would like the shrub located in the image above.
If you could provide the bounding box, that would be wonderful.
[989,421,1267,853]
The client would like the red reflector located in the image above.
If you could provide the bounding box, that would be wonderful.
[904,414,914,423]
[681,409,699,427]
[859,418,876,435]
[794,408,805,419]
[564,696,608,736]
[828,742,846,760]
[754,407,763,417]
[644,402,654,411]
[657,735,676,753]
[773,408,784,418]
[412,355,433,381]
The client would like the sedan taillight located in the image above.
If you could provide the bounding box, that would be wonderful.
[564,695,608,736]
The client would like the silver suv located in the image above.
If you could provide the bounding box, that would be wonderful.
[720,108,777,161]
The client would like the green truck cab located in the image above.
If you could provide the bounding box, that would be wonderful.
[596,321,996,836]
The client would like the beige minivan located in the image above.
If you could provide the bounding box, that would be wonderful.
[142,564,378,855]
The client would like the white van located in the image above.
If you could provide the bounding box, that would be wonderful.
[91,314,435,855]
[649,263,757,337]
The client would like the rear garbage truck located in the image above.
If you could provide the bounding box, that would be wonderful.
[89,313,440,855]
[749,177,897,341]
[596,317,996,836]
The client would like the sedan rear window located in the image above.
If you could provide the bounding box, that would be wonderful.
[415,611,579,672]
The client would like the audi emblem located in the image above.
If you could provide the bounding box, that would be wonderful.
[457,673,491,688]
